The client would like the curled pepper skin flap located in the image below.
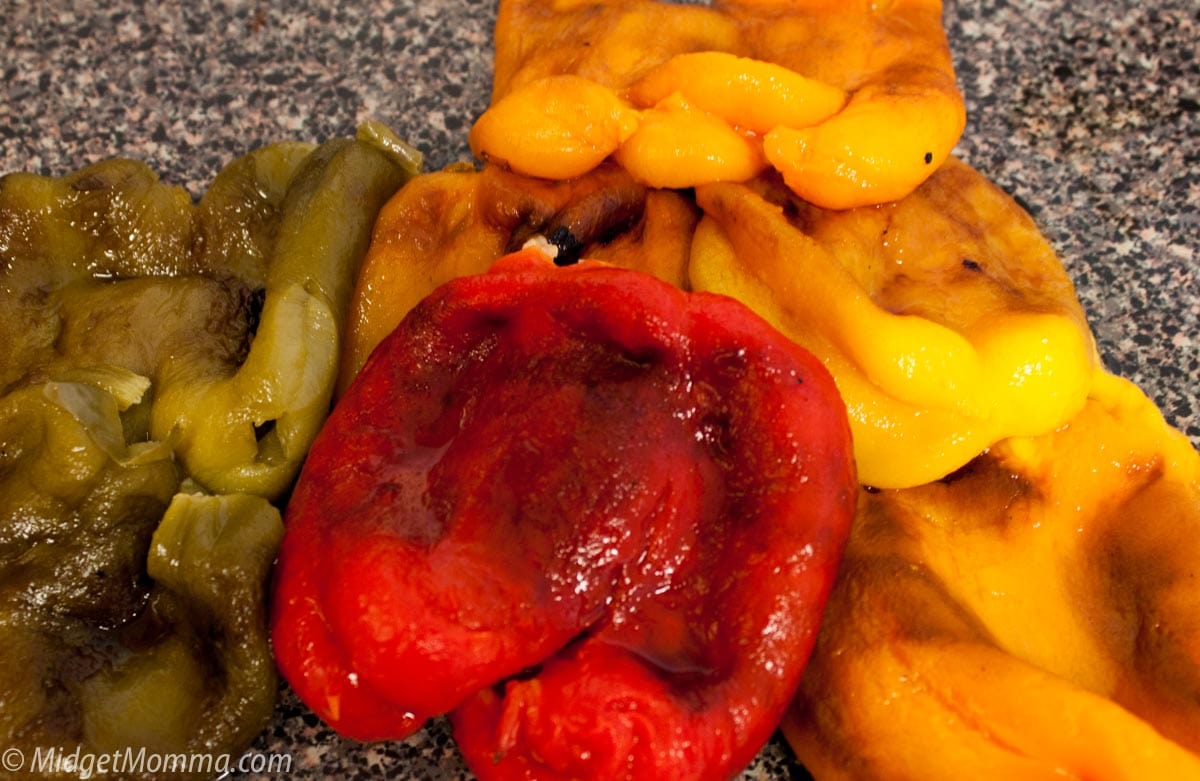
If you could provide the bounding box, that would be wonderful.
[151,134,415,500]
[272,249,857,779]
[339,162,696,392]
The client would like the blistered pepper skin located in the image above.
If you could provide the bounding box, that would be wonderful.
[272,250,857,779]
[339,162,696,392]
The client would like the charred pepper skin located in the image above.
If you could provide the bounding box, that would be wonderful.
[272,249,858,780]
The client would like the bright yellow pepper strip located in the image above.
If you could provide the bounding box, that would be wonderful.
[471,0,966,209]
[783,371,1200,779]
[689,158,1097,488]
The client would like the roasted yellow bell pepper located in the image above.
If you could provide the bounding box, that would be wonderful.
[470,75,641,180]
[488,0,741,99]
[689,158,1097,488]
[614,92,767,188]
[627,51,847,134]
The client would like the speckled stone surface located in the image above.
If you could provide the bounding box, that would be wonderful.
[2,1,1196,779]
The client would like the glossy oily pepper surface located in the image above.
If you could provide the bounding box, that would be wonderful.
[272,249,857,780]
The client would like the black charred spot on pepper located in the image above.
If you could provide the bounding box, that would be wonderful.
[245,286,267,338]
[548,225,583,266]
[863,485,881,493]
[939,457,981,484]
[924,152,934,165]
[492,663,544,696]
[254,419,276,443]
[962,258,982,272]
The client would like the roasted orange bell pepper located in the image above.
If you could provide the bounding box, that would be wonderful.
[471,0,965,209]
[783,371,1200,779]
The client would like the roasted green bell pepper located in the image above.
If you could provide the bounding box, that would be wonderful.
[0,123,418,766]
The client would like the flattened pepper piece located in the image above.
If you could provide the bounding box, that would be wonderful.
[0,124,417,765]
[783,372,1200,779]
[273,249,857,779]
[1,128,415,501]
[77,491,284,755]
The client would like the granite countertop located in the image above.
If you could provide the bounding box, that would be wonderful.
[2,1,1197,779]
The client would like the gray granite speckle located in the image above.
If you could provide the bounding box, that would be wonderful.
[0,0,493,197]
[1,0,1196,779]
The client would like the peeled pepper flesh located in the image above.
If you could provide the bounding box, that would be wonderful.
[783,371,1200,779]
[0,125,414,762]
[275,249,857,780]
[689,158,1097,488]
[470,0,965,209]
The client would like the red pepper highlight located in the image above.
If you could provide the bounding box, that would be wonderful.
[271,248,856,780]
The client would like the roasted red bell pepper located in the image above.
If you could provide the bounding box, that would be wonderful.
[271,248,856,780]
